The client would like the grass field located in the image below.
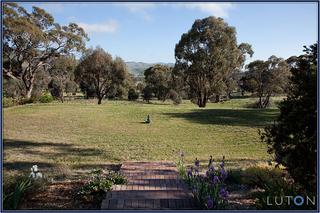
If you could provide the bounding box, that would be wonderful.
[3,97,281,178]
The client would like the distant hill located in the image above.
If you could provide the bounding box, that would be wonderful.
[125,62,174,77]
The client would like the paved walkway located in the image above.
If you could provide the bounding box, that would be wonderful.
[101,161,195,210]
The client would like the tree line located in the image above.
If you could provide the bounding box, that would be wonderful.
[3,2,317,197]
[1,3,305,108]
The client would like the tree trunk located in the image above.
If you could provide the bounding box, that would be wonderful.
[197,96,207,108]
[98,97,102,104]
[25,84,34,99]
[215,94,220,103]
[258,95,263,108]
[226,92,231,100]
[262,95,271,108]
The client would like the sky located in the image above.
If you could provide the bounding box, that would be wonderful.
[20,2,318,64]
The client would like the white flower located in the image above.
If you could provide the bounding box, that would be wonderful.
[32,165,38,172]
[29,165,43,179]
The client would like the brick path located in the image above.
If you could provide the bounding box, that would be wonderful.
[101,161,195,210]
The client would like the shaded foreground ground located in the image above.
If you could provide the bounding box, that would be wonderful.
[3,98,280,181]
[18,161,256,210]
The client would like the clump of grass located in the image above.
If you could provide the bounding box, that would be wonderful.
[3,175,48,209]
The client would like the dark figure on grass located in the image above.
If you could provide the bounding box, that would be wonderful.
[145,115,151,124]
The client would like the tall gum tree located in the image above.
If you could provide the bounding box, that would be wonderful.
[174,16,253,107]
[3,3,88,99]
[75,48,129,104]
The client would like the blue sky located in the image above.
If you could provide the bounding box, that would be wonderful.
[20,2,317,63]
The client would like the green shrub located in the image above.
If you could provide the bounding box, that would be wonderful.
[240,167,283,188]
[3,97,18,108]
[106,171,127,185]
[128,88,139,101]
[225,169,243,185]
[77,169,127,203]
[142,86,153,103]
[261,44,317,193]
[39,92,54,103]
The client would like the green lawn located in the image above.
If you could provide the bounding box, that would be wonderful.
[3,97,281,178]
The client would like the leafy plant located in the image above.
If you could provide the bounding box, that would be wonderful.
[77,169,127,202]
[128,88,139,101]
[106,171,127,185]
[39,92,54,103]
[176,151,186,179]
[3,176,32,209]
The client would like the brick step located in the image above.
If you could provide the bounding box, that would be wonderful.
[110,190,192,199]
[103,198,195,209]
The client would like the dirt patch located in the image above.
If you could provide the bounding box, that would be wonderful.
[19,180,101,209]
[227,184,257,210]
[19,164,122,210]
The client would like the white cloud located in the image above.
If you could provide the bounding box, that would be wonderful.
[120,3,155,22]
[118,2,233,21]
[123,3,155,12]
[179,3,234,18]
[77,20,118,33]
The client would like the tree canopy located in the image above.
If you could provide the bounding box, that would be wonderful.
[174,16,253,107]
[241,56,290,108]
[3,3,88,99]
[144,64,173,101]
[75,47,129,104]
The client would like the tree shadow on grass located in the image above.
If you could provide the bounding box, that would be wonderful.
[163,108,279,127]
[3,138,108,172]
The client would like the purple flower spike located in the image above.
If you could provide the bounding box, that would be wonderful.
[219,188,229,200]
[187,169,192,177]
[206,197,214,209]
[195,158,200,167]
[212,175,220,184]
[220,167,228,180]
[220,161,225,168]
[194,167,199,175]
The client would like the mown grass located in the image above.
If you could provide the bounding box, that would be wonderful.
[3,97,281,178]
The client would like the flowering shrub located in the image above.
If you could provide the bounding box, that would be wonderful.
[178,154,229,209]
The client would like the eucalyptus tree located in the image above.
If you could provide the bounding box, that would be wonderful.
[174,16,253,107]
[75,48,129,104]
[3,3,88,99]
[241,56,290,108]
[48,56,77,102]
[144,64,173,101]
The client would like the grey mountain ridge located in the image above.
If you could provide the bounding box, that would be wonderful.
[125,61,174,77]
